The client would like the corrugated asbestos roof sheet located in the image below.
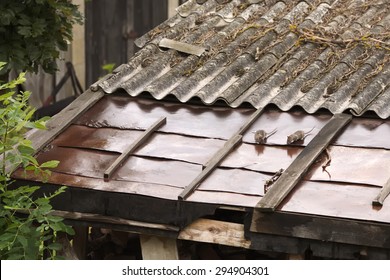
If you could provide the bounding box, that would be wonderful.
[95,0,390,118]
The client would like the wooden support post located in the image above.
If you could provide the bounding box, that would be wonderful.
[104,116,166,180]
[140,235,179,260]
[73,225,88,260]
[373,177,390,206]
[256,113,352,212]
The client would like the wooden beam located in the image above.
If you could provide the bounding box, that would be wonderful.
[49,210,179,232]
[50,211,251,250]
[140,235,179,260]
[256,113,352,211]
[5,89,105,175]
[179,134,243,200]
[178,218,251,249]
[104,116,166,180]
[73,225,88,260]
[373,177,390,206]
[251,211,390,249]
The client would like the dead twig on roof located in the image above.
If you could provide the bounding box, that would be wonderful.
[264,168,284,194]
[291,25,390,51]
[321,148,332,179]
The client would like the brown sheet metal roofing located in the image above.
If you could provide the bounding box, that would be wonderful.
[96,0,390,118]
[12,95,390,224]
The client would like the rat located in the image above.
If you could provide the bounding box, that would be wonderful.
[253,128,277,144]
[287,127,315,144]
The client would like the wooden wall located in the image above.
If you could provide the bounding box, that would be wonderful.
[85,0,168,86]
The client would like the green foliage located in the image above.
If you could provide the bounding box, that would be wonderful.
[0,0,83,75]
[102,63,116,74]
[0,63,74,260]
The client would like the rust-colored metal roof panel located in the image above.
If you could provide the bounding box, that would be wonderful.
[11,95,390,226]
[53,125,225,165]
[75,95,253,140]
[96,0,390,119]
[280,181,390,224]
[306,145,390,187]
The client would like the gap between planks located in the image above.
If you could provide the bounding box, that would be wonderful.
[47,210,251,249]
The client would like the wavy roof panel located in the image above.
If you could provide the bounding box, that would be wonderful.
[96,0,390,118]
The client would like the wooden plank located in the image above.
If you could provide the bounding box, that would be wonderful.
[5,89,104,175]
[251,211,390,249]
[104,116,166,180]
[373,177,390,206]
[256,113,352,211]
[248,231,390,259]
[140,235,179,260]
[178,218,251,249]
[49,210,179,232]
[73,225,88,260]
[178,134,243,200]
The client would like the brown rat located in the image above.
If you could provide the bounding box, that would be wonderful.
[287,127,315,144]
[253,128,277,144]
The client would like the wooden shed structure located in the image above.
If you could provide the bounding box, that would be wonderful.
[11,0,390,259]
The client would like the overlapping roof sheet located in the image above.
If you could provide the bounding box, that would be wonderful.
[96,0,390,118]
[12,95,390,225]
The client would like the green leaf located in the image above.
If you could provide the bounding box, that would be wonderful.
[40,160,59,169]
[7,254,25,260]
[0,232,16,242]
[102,63,116,73]
[47,242,62,251]
[47,215,63,223]
[64,226,75,235]
[17,144,35,155]
[0,91,14,101]
[16,235,28,249]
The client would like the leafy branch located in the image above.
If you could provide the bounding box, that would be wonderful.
[0,62,73,260]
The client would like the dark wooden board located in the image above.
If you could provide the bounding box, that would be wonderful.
[251,211,390,249]
[256,113,352,211]
[12,180,219,227]
[247,231,390,259]
[53,210,179,238]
